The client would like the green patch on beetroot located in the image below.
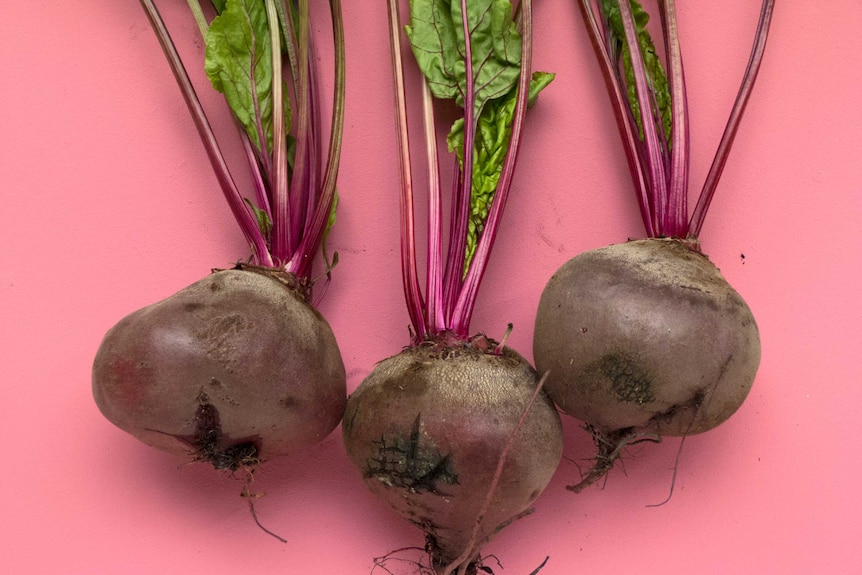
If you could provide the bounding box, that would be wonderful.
[598,353,655,405]
[366,415,459,494]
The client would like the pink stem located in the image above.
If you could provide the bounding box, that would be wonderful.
[689,0,775,238]
[442,0,478,329]
[422,78,445,334]
[290,0,345,280]
[615,0,668,235]
[576,0,655,237]
[451,0,533,335]
[388,0,426,339]
[138,0,273,266]
[660,0,690,237]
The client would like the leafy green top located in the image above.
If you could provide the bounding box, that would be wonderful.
[140,0,344,284]
[406,0,522,116]
[390,0,550,341]
[578,0,774,240]
[406,0,553,274]
[205,0,279,154]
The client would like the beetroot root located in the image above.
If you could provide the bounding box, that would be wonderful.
[93,267,346,469]
[534,238,760,437]
[342,341,562,572]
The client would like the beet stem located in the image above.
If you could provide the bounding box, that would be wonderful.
[689,0,775,238]
[441,162,466,328]
[267,0,293,260]
[138,0,274,266]
[576,0,655,237]
[581,0,775,241]
[387,0,427,339]
[660,0,690,238]
[493,323,514,355]
[450,0,534,335]
[290,0,345,279]
[442,0,480,335]
[184,0,208,35]
[239,126,275,222]
[423,78,446,334]
[280,0,311,258]
[615,0,668,234]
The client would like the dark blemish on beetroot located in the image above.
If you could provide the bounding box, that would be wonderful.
[598,353,655,405]
[278,396,298,408]
[184,302,204,313]
[186,391,260,471]
[365,414,459,494]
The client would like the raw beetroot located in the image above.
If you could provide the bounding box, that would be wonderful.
[341,0,561,572]
[534,0,774,491]
[93,0,346,472]
[94,267,345,467]
[343,340,561,571]
[534,239,760,487]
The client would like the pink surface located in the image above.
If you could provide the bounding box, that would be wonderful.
[2,1,861,573]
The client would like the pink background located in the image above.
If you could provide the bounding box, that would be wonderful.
[2,1,861,573]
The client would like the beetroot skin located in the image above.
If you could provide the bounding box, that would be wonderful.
[342,341,562,570]
[93,267,346,468]
[533,238,760,437]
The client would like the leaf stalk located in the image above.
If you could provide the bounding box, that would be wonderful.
[579,0,775,242]
[140,0,345,281]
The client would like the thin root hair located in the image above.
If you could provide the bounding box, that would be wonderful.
[372,547,436,575]
[240,473,287,544]
[647,435,687,508]
[566,425,662,493]
[528,556,550,575]
[646,372,721,506]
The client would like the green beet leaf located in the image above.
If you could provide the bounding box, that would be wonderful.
[205,0,275,153]
[599,0,672,143]
[404,0,552,274]
[405,0,522,117]
[448,72,554,271]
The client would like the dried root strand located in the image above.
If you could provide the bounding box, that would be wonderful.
[566,425,662,493]
[372,546,436,574]
[240,470,287,544]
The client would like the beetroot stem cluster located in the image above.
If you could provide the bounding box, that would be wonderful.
[388,0,535,343]
[578,0,775,241]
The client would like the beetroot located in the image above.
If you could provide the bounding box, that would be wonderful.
[94,267,345,467]
[94,0,347,474]
[535,239,759,434]
[534,0,774,491]
[342,0,561,572]
[343,341,561,571]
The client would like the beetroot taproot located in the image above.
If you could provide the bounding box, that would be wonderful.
[94,267,345,467]
[343,341,561,570]
[535,239,759,436]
